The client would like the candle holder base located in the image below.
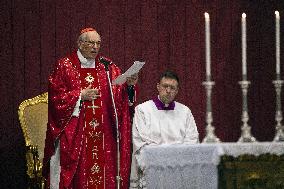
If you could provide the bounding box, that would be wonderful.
[238,137,256,143]
[238,124,256,143]
[202,125,220,143]
[273,126,284,142]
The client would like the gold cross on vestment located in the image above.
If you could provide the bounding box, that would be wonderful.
[91,163,100,174]
[89,119,100,129]
[87,103,99,111]
[87,100,100,116]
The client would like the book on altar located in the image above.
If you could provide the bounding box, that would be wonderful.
[112,61,145,85]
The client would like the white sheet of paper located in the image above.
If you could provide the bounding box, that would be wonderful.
[112,61,145,85]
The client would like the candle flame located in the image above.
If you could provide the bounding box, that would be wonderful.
[275,11,280,17]
[204,12,209,19]
[242,13,246,18]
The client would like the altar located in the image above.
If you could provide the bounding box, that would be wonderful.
[137,142,284,189]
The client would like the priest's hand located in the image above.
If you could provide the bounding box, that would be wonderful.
[126,73,138,86]
[81,85,100,101]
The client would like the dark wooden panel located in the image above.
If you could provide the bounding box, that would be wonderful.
[218,154,284,189]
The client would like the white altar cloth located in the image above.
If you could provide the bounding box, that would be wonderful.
[139,142,284,189]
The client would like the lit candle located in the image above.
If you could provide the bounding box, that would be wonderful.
[205,12,211,81]
[242,13,247,80]
[275,11,280,79]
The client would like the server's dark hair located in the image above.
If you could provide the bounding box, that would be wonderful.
[159,70,179,84]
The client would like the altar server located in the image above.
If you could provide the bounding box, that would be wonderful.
[130,71,199,188]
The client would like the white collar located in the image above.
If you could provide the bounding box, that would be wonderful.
[77,49,96,68]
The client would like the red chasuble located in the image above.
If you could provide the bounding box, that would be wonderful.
[43,51,132,189]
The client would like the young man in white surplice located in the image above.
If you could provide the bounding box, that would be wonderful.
[130,71,199,188]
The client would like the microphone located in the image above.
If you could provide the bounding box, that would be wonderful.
[99,56,112,71]
[99,55,121,188]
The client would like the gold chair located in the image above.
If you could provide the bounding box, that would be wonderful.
[18,92,48,189]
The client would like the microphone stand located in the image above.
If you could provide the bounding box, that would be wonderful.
[103,62,121,189]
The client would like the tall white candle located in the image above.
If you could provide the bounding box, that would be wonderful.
[205,12,211,80]
[275,11,280,77]
[242,13,247,80]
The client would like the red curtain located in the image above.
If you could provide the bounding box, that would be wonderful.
[0,0,283,188]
